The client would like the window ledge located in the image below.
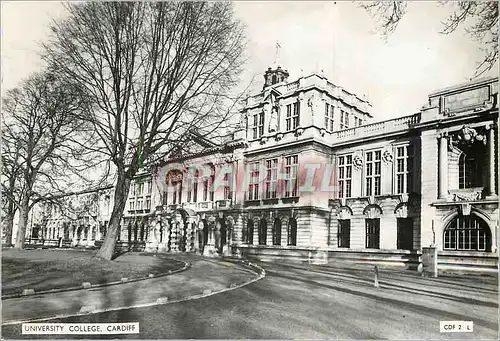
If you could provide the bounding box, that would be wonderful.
[439,250,497,257]
[262,198,279,205]
[281,196,299,204]
[244,200,261,207]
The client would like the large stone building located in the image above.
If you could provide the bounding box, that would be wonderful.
[29,64,499,272]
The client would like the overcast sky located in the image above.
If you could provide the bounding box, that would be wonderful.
[2,1,497,122]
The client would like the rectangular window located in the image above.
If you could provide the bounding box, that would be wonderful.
[397,218,413,250]
[286,102,300,131]
[265,158,278,199]
[172,184,182,204]
[338,155,352,198]
[162,191,168,205]
[396,145,414,194]
[248,162,260,200]
[250,112,264,139]
[129,200,135,211]
[223,172,232,200]
[146,180,152,194]
[209,173,215,202]
[340,110,350,129]
[325,103,335,132]
[286,104,292,131]
[365,150,381,196]
[187,184,192,202]
[193,170,199,203]
[365,219,380,249]
[136,198,143,210]
[130,183,136,198]
[284,155,299,197]
[145,196,151,210]
[338,220,351,248]
[203,179,208,201]
[137,182,143,196]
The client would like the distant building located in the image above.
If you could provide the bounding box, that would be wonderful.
[28,186,114,247]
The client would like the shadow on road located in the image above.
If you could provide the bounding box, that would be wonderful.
[266,269,497,331]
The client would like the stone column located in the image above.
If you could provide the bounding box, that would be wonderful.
[71,225,77,246]
[438,132,448,200]
[171,220,179,252]
[486,124,497,198]
[203,217,218,257]
[86,225,92,246]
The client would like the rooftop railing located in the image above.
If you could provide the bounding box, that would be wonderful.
[330,113,421,144]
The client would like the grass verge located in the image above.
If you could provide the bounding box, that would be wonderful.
[2,249,185,296]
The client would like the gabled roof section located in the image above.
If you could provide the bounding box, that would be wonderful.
[189,129,218,148]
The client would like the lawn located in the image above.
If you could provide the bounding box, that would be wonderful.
[2,249,186,296]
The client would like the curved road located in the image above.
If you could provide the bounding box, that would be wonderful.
[2,259,498,339]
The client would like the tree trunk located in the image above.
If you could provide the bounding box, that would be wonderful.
[3,213,15,246]
[14,197,30,249]
[97,171,131,260]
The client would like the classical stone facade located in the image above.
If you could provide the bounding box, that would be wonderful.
[32,65,499,272]
[125,67,498,271]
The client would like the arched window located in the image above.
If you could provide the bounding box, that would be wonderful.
[458,144,485,189]
[272,74,277,84]
[166,170,183,204]
[245,219,254,245]
[444,215,490,251]
[272,218,282,246]
[258,219,267,245]
[287,218,297,246]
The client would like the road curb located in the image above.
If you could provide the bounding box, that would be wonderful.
[1,260,191,300]
[2,258,266,325]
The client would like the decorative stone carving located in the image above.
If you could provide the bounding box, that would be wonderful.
[149,218,161,244]
[382,150,393,163]
[459,203,472,216]
[260,136,268,145]
[320,128,326,137]
[398,192,410,205]
[294,127,304,137]
[449,188,483,201]
[337,206,352,220]
[450,125,487,149]
[394,204,408,218]
[353,154,363,169]
[307,93,317,116]
[267,98,279,133]
[275,132,284,141]
[363,205,382,219]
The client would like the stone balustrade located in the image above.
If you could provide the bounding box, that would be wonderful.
[329,113,422,144]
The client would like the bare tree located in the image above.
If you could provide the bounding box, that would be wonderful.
[360,1,498,77]
[2,70,95,249]
[43,1,247,260]
[1,122,23,246]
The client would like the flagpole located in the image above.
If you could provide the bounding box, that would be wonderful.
[274,41,281,65]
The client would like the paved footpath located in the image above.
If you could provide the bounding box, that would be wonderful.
[2,255,261,324]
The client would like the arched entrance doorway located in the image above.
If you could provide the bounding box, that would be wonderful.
[175,208,196,252]
[217,218,227,253]
[443,214,491,252]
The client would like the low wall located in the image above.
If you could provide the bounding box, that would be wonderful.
[438,251,498,273]
[236,245,499,273]
[327,249,421,270]
[25,239,74,248]
[236,245,420,269]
